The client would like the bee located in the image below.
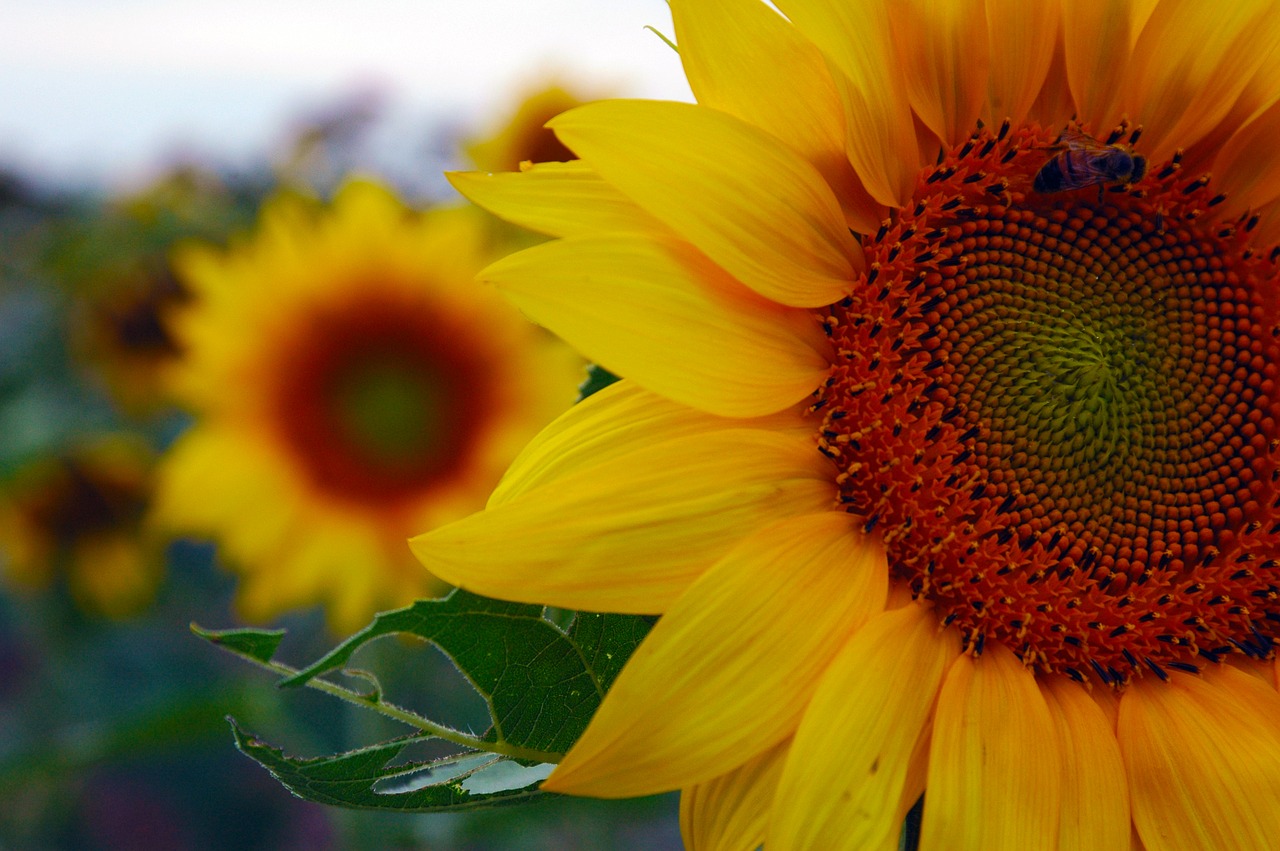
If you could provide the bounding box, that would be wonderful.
[1033,130,1146,194]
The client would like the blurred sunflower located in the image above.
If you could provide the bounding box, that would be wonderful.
[57,167,252,416]
[464,83,602,257]
[465,83,591,173]
[0,436,161,618]
[73,261,189,415]
[154,180,581,633]
[417,1,1280,848]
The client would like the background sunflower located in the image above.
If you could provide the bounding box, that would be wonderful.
[0,30,686,844]
[155,180,583,633]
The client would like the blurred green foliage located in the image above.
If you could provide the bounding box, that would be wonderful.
[0,134,678,847]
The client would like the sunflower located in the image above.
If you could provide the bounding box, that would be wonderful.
[73,261,189,416]
[465,83,593,173]
[154,180,581,633]
[61,167,244,416]
[414,1,1280,848]
[0,436,161,618]
[463,82,604,257]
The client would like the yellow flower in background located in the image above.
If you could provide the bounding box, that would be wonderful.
[0,436,161,618]
[73,263,189,415]
[154,180,581,633]
[465,83,592,173]
[61,167,243,416]
[463,83,605,257]
[417,0,1280,848]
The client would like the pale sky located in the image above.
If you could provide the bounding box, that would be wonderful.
[0,0,692,189]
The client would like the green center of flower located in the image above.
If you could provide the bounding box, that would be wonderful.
[328,357,451,466]
[817,123,1280,684]
[271,290,495,508]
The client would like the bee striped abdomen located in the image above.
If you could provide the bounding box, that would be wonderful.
[1033,130,1145,194]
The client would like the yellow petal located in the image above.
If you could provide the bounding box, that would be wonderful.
[1225,656,1278,687]
[768,602,960,851]
[680,740,789,851]
[670,0,883,234]
[1250,196,1280,249]
[1119,664,1280,851]
[1043,675,1131,851]
[446,162,661,239]
[479,232,831,418]
[920,644,1062,851]
[411,429,834,614]
[542,512,887,796]
[490,380,809,507]
[1211,99,1280,218]
[152,426,298,558]
[772,0,921,207]
[1129,0,1159,40]
[1091,681,1122,731]
[910,111,945,172]
[1180,20,1280,179]
[894,0,990,148]
[1061,0,1137,131]
[1029,33,1076,132]
[548,99,862,307]
[1121,0,1280,165]
[983,0,1061,128]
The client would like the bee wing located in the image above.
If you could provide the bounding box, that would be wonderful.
[1056,129,1112,153]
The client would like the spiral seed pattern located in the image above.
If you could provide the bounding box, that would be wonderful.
[817,124,1280,683]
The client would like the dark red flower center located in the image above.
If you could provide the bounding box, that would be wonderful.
[269,287,497,509]
[817,123,1280,684]
[24,458,148,543]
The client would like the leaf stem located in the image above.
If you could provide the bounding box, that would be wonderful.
[225,644,562,765]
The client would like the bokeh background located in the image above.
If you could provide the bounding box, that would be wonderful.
[0,2,691,848]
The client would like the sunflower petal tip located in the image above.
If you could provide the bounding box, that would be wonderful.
[405,534,459,580]
[538,759,599,797]
[537,771,568,794]
[544,105,586,131]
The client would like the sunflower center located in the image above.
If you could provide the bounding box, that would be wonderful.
[271,290,495,508]
[817,123,1280,684]
[327,356,451,465]
[26,459,148,543]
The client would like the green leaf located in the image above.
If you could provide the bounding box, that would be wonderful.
[567,611,656,695]
[191,623,286,664]
[199,594,654,811]
[230,720,550,813]
[280,589,652,756]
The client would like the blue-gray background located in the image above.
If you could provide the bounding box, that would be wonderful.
[0,2,692,847]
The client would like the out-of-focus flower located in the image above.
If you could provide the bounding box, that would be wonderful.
[462,83,605,258]
[0,436,161,618]
[61,167,250,416]
[154,179,581,633]
[73,262,190,415]
[465,83,594,173]
[417,1,1280,848]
